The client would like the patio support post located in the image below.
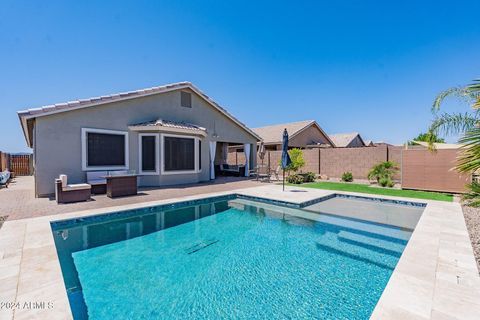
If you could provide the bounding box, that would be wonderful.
[244,143,250,177]
[209,141,216,180]
[222,143,228,164]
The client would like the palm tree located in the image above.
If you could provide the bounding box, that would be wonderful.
[428,79,480,173]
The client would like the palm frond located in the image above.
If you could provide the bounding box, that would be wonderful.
[462,181,480,207]
[428,112,478,137]
[466,80,480,109]
[456,127,480,173]
[432,85,480,113]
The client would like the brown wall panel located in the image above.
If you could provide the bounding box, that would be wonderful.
[402,149,470,193]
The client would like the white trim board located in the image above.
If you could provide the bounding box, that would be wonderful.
[138,133,160,175]
[160,133,201,175]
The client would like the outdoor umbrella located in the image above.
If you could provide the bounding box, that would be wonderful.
[258,141,266,166]
[281,128,292,191]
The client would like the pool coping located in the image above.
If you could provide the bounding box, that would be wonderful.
[0,185,478,319]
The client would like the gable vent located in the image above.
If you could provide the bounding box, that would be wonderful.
[181,91,192,108]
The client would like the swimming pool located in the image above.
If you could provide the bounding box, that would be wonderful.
[51,194,425,319]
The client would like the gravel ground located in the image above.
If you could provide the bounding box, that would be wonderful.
[462,205,480,272]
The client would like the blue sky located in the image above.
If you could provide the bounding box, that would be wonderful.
[1,1,480,152]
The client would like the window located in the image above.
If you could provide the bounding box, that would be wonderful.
[139,134,159,175]
[180,91,192,108]
[162,134,200,174]
[82,128,128,170]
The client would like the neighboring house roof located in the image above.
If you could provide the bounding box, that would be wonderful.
[329,132,366,148]
[18,82,261,147]
[252,120,334,146]
[364,140,374,146]
[411,141,462,149]
[129,119,207,136]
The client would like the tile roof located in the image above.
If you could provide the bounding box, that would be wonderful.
[17,82,190,117]
[18,82,261,147]
[130,119,206,132]
[252,120,316,144]
[328,132,364,147]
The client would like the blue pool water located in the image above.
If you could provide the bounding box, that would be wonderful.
[52,196,420,320]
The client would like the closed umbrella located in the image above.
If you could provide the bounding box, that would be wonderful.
[281,129,292,191]
[258,141,266,165]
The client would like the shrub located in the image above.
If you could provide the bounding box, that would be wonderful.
[462,181,480,207]
[368,161,399,183]
[341,172,353,182]
[287,174,304,184]
[301,172,316,183]
[280,148,305,173]
[379,177,395,188]
[378,177,389,187]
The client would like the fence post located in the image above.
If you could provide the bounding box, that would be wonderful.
[318,149,321,175]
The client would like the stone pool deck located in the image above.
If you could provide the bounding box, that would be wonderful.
[0,176,260,221]
[0,184,479,319]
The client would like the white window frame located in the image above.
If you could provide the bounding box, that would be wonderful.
[81,128,129,171]
[138,133,160,175]
[161,133,200,175]
[198,139,202,172]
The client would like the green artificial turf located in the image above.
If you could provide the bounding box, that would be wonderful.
[292,181,453,202]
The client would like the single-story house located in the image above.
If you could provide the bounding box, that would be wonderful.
[328,132,366,148]
[364,140,374,147]
[18,82,261,197]
[250,120,334,151]
[409,141,461,149]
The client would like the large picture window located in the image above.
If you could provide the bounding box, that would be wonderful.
[82,128,128,170]
[162,134,200,174]
[139,133,159,175]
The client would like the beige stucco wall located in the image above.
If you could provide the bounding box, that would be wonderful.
[33,89,257,196]
[289,125,330,148]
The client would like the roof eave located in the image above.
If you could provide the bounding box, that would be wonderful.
[18,112,32,148]
[17,81,261,145]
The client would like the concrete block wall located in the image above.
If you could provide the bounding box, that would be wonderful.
[319,146,387,179]
[228,145,402,180]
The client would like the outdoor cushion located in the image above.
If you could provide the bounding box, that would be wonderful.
[63,183,91,191]
[221,164,244,172]
[59,174,68,188]
[109,170,129,176]
[89,179,106,185]
[0,170,10,184]
[87,171,107,184]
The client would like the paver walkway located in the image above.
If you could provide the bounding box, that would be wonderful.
[0,176,261,221]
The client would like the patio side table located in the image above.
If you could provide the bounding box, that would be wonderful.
[105,174,138,198]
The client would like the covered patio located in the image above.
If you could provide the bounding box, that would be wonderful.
[211,141,254,178]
